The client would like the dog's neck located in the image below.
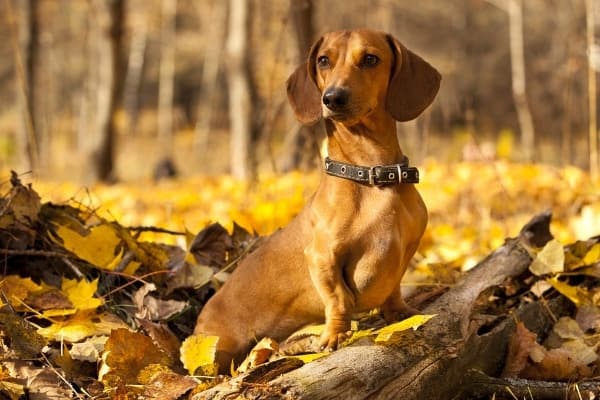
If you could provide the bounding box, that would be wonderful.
[324,112,403,166]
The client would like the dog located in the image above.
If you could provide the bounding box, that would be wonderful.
[194,29,441,372]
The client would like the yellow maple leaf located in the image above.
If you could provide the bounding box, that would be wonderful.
[180,334,219,376]
[62,278,103,311]
[55,223,123,270]
[375,314,437,343]
[38,312,128,342]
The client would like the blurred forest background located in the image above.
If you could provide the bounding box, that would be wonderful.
[1,0,599,182]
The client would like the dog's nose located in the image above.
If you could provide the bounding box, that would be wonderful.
[322,87,350,110]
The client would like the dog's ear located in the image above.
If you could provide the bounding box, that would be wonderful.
[286,37,323,125]
[386,35,441,122]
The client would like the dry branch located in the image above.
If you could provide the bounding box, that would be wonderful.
[193,212,576,400]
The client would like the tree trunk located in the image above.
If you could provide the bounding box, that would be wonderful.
[507,0,535,162]
[227,0,257,179]
[91,0,125,182]
[586,0,598,179]
[193,213,567,400]
[157,0,176,158]
[12,0,39,172]
[193,1,227,153]
[280,0,321,172]
[123,0,148,134]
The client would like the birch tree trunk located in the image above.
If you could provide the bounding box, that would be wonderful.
[507,0,535,162]
[586,0,598,179]
[193,1,227,152]
[157,0,176,158]
[227,0,256,179]
[123,0,148,134]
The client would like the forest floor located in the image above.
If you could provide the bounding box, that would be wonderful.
[0,160,599,398]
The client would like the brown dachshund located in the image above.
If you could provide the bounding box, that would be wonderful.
[194,29,441,372]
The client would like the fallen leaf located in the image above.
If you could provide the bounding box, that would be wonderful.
[137,319,181,364]
[522,347,593,381]
[180,334,218,376]
[0,275,42,311]
[55,223,123,270]
[0,310,46,358]
[237,337,278,373]
[101,329,172,385]
[290,352,329,363]
[529,239,565,276]
[546,276,591,307]
[167,262,214,292]
[189,223,231,267]
[552,317,584,340]
[374,314,436,343]
[575,305,600,332]
[561,339,598,365]
[25,288,73,311]
[530,280,552,298]
[140,367,198,400]
[501,322,539,377]
[61,278,103,312]
[37,312,129,342]
[583,243,600,265]
[70,336,108,362]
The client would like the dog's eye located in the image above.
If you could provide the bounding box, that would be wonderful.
[362,54,379,67]
[317,56,330,68]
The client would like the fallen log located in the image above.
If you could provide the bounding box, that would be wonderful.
[194,211,573,400]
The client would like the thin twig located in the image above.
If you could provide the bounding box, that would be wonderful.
[0,248,71,258]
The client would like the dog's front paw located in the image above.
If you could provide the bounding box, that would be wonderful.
[319,322,351,351]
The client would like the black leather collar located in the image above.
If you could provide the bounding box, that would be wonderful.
[324,156,419,185]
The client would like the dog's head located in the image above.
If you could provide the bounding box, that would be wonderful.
[286,29,441,125]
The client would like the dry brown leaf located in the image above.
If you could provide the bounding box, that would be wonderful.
[501,321,538,378]
[69,336,108,362]
[237,337,279,374]
[0,310,46,359]
[137,319,181,364]
[25,289,73,311]
[522,347,593,381]
[190,223,231,267]
[552,317,585,341]
[140,366,197,400]
[133,283,186,320]
[101,329,172,385]
[575,305,600,332]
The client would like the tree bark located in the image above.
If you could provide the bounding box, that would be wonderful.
[157,0,176,157]
[193,213,568,400]
[226,0,257,179]
[11,0,39,172]
[123,0,148,134]
[92,0,125,182]
[193,1,227,152]
[586,0,598,179]
[507,0,535,162]
[280,0,320,172]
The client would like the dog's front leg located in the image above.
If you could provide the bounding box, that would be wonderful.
[305,232,355,351]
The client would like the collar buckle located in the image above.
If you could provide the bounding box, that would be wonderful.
[368,166,377,185]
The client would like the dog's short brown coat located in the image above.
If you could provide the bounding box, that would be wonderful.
[195,29,441,371]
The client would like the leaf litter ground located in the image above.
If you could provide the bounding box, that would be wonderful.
[0,161,600,399]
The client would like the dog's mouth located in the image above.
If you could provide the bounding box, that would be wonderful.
[322,104,372,124]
